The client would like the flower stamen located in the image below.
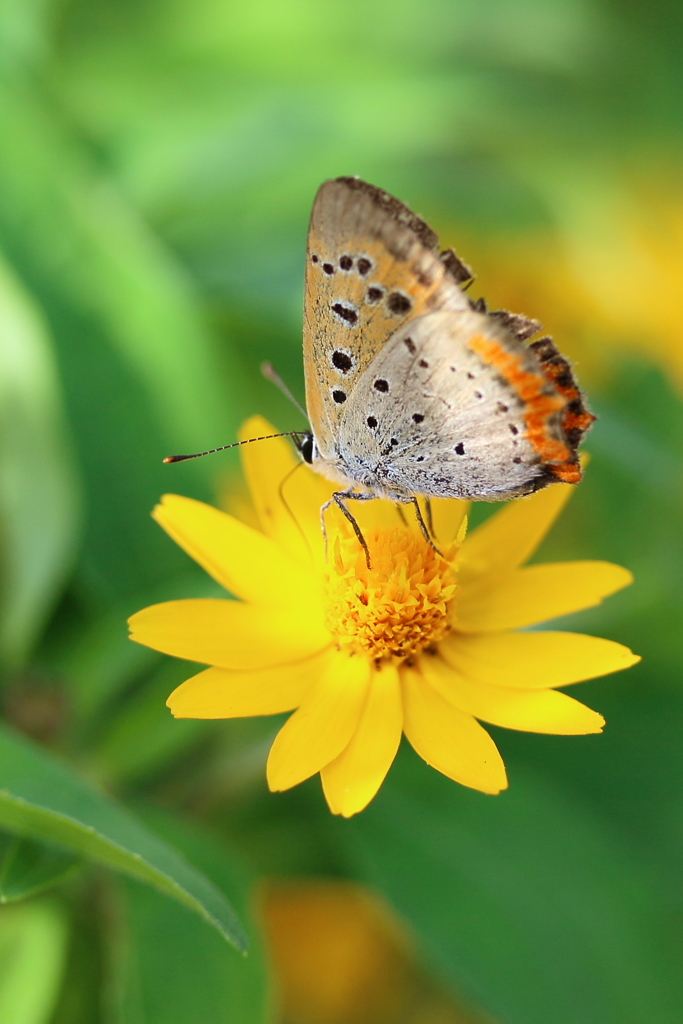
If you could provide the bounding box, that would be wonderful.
[323,526,457,664]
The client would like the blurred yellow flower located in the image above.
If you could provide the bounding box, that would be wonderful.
[444,167,683,391]
[128,416,639,817]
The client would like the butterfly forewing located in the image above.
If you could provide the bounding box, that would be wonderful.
[303,178,470,459]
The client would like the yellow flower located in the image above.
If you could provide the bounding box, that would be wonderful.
[128,416,639,817]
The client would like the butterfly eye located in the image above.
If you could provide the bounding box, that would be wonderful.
[298,434,315,463]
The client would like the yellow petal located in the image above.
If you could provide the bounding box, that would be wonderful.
[456,561,634,632]
[401,667,507,794]
[128,598,329,670]
[266,651,371,791]
[167,649,333,719]
[428,498,470,547]
[440,630,640,689]
[458,484,574,581]
[421,656,604,735]
[239,415,332,567]
[321,662,403,817]
[153,493,316,603]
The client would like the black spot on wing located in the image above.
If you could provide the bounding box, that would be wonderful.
[366,286,384,304]
[322,263,335,275]
[373,379,389,393]
[387,291,412,315]
[332,350,353,372]
[339,255,353,271]
[331,302,359,325]
[454,442,465,455]
[332,390,347,404]
[357,257,372,276]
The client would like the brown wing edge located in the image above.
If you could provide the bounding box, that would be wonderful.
[333,177,474,288]
[470,295,595,455]
[528,337,596,452]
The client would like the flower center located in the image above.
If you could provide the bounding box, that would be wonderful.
[323,525,457,664]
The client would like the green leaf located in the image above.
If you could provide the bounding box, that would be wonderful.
[111,809,270,1024]
[0,899,69,1024]
[350,756,682,1024]
[0,251,81,669]
[0,722,247,951]
[0,831,80,904]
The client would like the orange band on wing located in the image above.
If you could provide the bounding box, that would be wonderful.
[540,362,596,441]
[468,334,573,468]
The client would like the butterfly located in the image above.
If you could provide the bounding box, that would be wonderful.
[294,177,593,554]
[167,177,594,562]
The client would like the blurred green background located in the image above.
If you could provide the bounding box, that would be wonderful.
[0,0,682,1021]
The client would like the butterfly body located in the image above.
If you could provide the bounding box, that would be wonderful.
[302,177,594,505]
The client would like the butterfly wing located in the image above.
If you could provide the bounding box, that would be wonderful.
[303,177,472,460]
[336,308,582,500]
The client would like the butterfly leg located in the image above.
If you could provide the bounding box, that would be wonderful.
[424,497,434,537]
[399,496,443,557]
[320,491,375,568]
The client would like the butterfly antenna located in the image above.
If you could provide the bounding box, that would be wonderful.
[261,362,309,422]
[163,432,306,463]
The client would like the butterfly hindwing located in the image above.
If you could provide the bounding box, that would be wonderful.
[337,309,575,499]
[303,177,471,460]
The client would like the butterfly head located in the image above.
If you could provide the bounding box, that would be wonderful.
[295,432,316,465]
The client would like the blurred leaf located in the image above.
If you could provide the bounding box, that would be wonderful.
[50,572,221,730]
[110,810,270,1024]
[0,74,244,456]
[0,73,252,603]
[0,831,80,904]
[93,659,208,786]
[350,754,681,1024]
[0,722,247,950]
[0,251,81,669]
[0,898,69,1024]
